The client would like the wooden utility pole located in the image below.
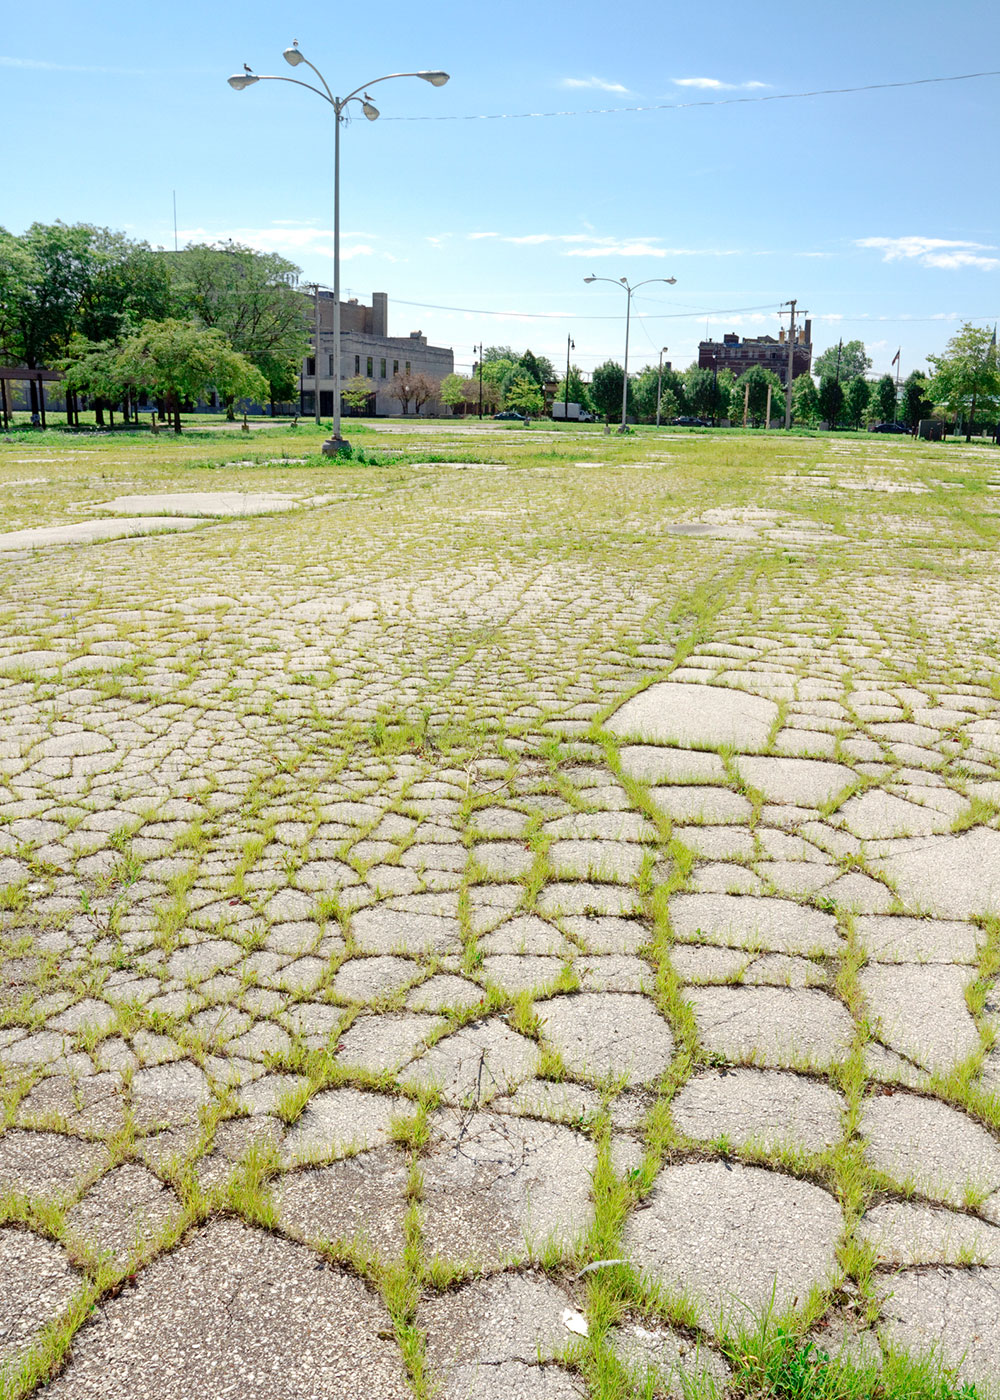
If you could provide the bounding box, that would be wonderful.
[742,381,750,428]
[764,383,772,430]
[784,299,796,429]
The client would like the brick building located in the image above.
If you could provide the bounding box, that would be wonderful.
[302,289,454,417]
[698,319,812,386]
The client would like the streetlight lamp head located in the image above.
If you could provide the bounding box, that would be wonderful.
[619,277,628,284]
[283,44,305,66]
[362,101,380,120]
[227,73,259,90]
[584,276,597,283]
[665,277,677,285]
[419,71,450,86]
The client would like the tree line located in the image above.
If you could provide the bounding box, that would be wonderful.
[0,222,310,429]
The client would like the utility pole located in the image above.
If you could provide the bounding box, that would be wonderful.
[656,346,669,427]
[782,298,796,429]
[564,333,574,422]
[835,338,843,383]
[478,343,483,419]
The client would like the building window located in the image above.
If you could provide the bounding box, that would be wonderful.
[393,359,398,376]
[328,355,335,376]
[380,358,386,379]
[355,355,360,375]
[405,361,410,374]
[306,357,315,377]
[366,356,373,377]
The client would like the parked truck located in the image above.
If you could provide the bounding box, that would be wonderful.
[551,401,594,422]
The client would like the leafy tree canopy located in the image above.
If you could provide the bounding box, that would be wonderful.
[812,340,872,383]
[927,323,1000,438]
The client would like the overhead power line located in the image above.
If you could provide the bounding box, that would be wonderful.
[381,68,1000,123]
[393,297,782,320]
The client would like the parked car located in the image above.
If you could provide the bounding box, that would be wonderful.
[871,422,908,434]
[672,415,707,427]
[494,410,527,421]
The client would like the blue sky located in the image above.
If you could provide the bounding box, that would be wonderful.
[3,0,999,380]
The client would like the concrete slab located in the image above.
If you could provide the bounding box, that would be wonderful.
[624,1161,842,1330]
[607,683,778,751]
[0,518,204,551]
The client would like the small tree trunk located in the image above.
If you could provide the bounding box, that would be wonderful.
[156,397,166,423]
[225,395,235,422]
[967,393,977,443]
[95,397,105,427]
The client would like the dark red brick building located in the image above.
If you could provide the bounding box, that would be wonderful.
[698,319,812,386]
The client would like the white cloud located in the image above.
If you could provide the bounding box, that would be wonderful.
[856,236,999,271]
[561,76,630,93]
[672,77,769,90]
[468,232,741,257]
[175,225,376,262]
[0,54,150,74]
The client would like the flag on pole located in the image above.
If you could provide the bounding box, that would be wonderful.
[891,348,900,367]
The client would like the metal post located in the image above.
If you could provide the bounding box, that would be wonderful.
[620,286,631,433]
[784,298,796,429]
[565,333,573,422]
[656,346,667,427]
[331,105,342,444]
[478,344,483,419]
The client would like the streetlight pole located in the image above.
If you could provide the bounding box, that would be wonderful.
[564,333,574,422]
[229,46,448,455]
[656,346,669,427]
[584,275,676,433]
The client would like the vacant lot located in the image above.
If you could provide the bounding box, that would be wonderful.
[2,421,999,1398]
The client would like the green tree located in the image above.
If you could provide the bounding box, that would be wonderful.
[440,372,465,415]
[791,373,820,426]
[170,242,310,415]
[590,360,630,424]
[482,345,515,363]
[342,375,375,413]
[553,365,593,414]
[729,366,782,427]
[0,222,105,412]
[812,339,871,383]
[516,349,555,385]
[901,370,933,430]
[632,365,686,422]
[480,356,518,391]
[76,233,171,345]
[715,369,736,421]
[843,375,870,430]
[871,374,898,425]
[115,319,267,432]
[503,374,543,416]
[927,324,1000,441]
[817,375,845,428]
[59,336,131,425]
[685,366,725,422]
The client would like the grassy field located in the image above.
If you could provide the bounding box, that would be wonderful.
[1,420,999,1398]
